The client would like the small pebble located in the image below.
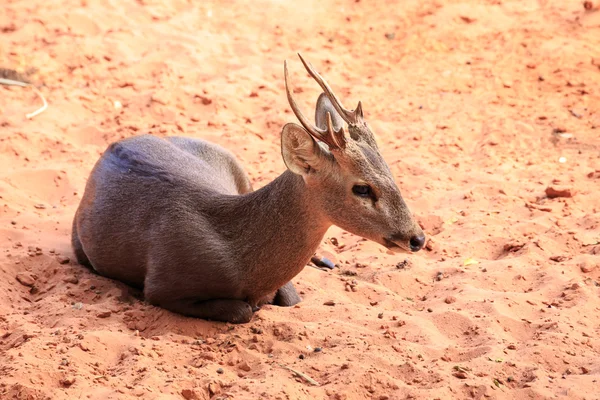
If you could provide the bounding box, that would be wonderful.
[453,372,468,379]
[580,263,596,273]
[16,272,35,287]
[314,347,322,353]
[60,376,76,387]
[299,354,305,359]
[311,256,335,269]
[63,275,79,284]
[57,256,71,265]
[216,368,224,374]
[546,185,575,199]
[238,361,251,372]
[181,389,200,400]
[445,296,457,304]
[323,300,335,306]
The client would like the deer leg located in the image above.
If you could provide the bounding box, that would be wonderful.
[157,298,254,324]
[272,281,301,307]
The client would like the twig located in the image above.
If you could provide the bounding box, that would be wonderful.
[0,77,48,119]
[279,364,320,386]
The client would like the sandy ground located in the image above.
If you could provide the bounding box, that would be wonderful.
[1,0,600,399]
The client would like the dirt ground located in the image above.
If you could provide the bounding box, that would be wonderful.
[1,0,599,399]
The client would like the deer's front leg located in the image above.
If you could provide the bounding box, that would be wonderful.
[272,281,301,307]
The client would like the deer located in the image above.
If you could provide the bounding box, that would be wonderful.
[71,54,426,324]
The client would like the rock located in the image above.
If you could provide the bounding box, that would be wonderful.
[507,344,517,350]
[208,382,220,396]
[580,262,597,273]
[181,389,200,400]
[16,272,35,287]
[97,311,112,318]
[311,256,335,269]
[445,296,457,304]
[239,361,251,371]
[216,368,224,374]
[545,185,575,198]
[323,300,335,306]
[60,376,76,387]
[453,372,468,379]
[196,95,212,105]
[550,255,568,262]
[57,256,71,265]
[425,238,435,251]
[63,275,79,284]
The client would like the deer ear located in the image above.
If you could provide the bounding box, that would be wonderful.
[281,123,326,176]
[315,93,344,132]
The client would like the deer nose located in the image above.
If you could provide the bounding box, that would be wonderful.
[409,234,426,252]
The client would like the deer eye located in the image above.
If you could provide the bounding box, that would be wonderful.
[352,184,374,199]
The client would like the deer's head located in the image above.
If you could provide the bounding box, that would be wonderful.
[281,54,425,253]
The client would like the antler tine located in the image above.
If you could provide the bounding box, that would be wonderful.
[284,60,344,150]
[297,53,362,124]
[325,111,346,149]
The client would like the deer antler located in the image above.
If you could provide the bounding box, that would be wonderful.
[284,60,346,150]
[297,53,363,125]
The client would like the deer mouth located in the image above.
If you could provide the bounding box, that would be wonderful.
[383,238,411,254]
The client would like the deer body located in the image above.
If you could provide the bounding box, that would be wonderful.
[72,55,425,323]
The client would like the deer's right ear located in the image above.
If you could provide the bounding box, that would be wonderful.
[281,123,326,176]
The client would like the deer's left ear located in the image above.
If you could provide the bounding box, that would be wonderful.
[281,123,328,176]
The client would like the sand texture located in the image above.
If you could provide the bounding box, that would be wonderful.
[1,0,599,399]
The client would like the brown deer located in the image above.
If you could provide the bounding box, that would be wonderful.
[71,54,425,324]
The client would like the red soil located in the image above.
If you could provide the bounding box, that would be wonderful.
[1,0,599,399]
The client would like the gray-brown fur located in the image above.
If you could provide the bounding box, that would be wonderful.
[72,54,425,324]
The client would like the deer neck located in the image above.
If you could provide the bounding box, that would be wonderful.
[216,170,330,299]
